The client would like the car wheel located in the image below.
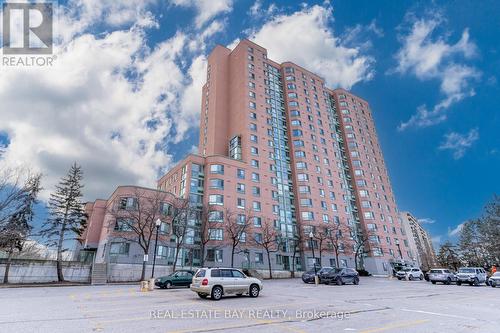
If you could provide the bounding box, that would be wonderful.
[431,281,436,284]
[419,274,424,280]
[165,281,172,289]
[456,281,461,286]
[473,278,479,286]
[408,275,413,281]
[491,282,496,288]
[397,277,402,280]
[353,277,359,285]
[249,284,260,298]
[336,277,342,286]
[446,278,451,285]
[198,293,207,299]
[211,286,223,301]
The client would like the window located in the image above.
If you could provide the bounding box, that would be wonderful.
[159,222,170,235]
[237,198,246,209]
[299,185,310,193]
[210,164,224,174]
[292,129,303,137]
[250,134,258,143]
[364,212,375,219]
[296,161,307,169]
[289,101,299,107]
[295,151,306,158]
[252,186,260,196]
[160,202,172,216]
[297,173,309,181]
[206,249,223,262]
[254,233,262,243]
[157,245,168,259]
[253,217,262,227]
[209,210,224,222]
[253,201,261,211]
[110,242,129,255]
[249,101,256,109]
[249,123,257,131]
[237,214,246,224]
[252,172,260,182]
[301,212,314,220]
[251,159,259,168]
[291,119,301,126]
[229,135,242,160]
[114,218,133,231]
[300,198,312,207]
[236,183,245,193]
[237,168,245,179]
[290,110,300,117]
[250,146,259,155]
[255,252,263,264]
[209,194,223,205]
[249,91,256,98]
[118,197,137,210]
[209,229,223,240]
[209,178,224,189]
[293,140,304,147]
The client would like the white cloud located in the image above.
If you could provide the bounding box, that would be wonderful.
[438,128,479,159]
[0,1,212,201]
[170,0,233,28]
[247,4,374,89]
[248,0,278,18]
[418,218,436,224]
[394,13,480,130]
[448,222,465,237]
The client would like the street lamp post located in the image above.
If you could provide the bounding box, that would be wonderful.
[309,231,319,285]
[151,218,161,279]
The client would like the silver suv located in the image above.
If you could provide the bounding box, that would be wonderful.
[428,268,456,285]
[456,267,488,286]
[190,268,263,300]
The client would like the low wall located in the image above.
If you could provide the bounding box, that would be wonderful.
[108,263,174,282]
[255,269,304,279]
[0,259,91,283]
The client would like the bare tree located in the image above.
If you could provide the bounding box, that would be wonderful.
[170,197,192,272]
[290,220,303,277]
[325,222,346,268]
[106,188,174,281]
[352,232,369,271]
[198,205,222,267]
[251,218,279,279]
[312,226,329,266]
[224,208,253,268]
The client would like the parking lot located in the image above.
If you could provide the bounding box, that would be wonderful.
[0,277,498,333]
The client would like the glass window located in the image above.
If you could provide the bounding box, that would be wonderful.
[110,242,129,255]
[210,164,224,174]
[209,194,224,205]
[237,168,245,179]
[209,178,224,189]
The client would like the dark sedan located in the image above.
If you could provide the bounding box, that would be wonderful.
[320,268,359,285]
[155,270,195,289]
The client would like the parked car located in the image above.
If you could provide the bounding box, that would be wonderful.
[155,270,195,289]
[428,268,456,285]
[396,268,424,281]
[301,269,317,284]
[488,272,500,287]
[456,267,488,286]
[190,268,263,301]
[319,267,360,285]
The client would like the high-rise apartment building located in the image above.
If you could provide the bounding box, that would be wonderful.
[156,39,410,275]
[400,212,438,270]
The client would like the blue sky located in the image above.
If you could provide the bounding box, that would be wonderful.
[0,0,499,247]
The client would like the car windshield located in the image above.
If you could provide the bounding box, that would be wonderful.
[194,269,206,278]
[332,268,343,273]
[401,268,411,272]
[459,268,475,273]
[429,270,443,273]
[318,267,333,274]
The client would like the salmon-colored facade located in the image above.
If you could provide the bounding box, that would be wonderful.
[82,39,411,275]
[160,39,410,274]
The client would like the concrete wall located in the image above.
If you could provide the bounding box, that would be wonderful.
[0,259,91,283]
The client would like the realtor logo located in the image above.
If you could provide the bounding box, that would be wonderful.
[2,2,53,54]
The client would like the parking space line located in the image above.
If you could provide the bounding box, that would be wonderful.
[399,308,481,321]
[358,319,429,333]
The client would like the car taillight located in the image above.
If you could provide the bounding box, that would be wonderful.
[202,278,208,286]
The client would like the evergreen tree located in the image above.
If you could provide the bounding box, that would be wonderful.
[457,220,483,266]
[40,163,87,282]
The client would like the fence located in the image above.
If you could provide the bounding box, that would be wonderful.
[0,259,91,284]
